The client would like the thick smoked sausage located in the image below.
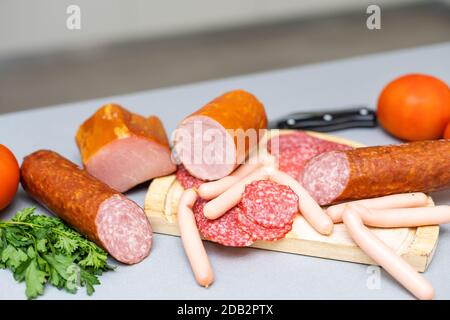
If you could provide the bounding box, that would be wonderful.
[21,150,152,264]
[173,90,267,180]
[302,140,450,205]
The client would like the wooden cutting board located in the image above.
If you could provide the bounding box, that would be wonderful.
[144,130,439,272]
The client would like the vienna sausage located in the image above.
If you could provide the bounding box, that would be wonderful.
[342,206,434,300]
[178,189,214,287]
[326,193,429,223]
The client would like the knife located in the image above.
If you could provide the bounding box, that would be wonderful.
[268,106,377,132]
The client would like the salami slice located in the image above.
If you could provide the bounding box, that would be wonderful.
[237,211,293,241]
[268,132,352,180]
[239,180,298,228]
[193,199,254,247]
[176,165,205,189]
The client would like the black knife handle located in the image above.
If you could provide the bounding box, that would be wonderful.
[273,107,377,132]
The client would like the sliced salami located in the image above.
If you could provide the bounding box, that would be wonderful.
[193,199,254,247]
[176,165,205,189]
[239,180,298,228]
[237,211,293,241]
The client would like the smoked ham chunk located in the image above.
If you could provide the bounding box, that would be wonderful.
[76,104,176,192]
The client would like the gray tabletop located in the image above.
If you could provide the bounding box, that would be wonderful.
[1,43,449,300]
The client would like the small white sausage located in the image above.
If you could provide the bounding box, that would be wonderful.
[342,206,434,300]
[198,153,274,200]
[269,169,333,235]
[351,204,450,228]
[326,193,429,223]
[203,167,270,220]
[178,189,214,287]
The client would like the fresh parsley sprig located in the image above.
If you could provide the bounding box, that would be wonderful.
[0,207,114,299]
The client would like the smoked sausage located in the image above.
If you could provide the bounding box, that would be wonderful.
[302,140,450,205]
[21,150,152,264]
[173,90,267,180]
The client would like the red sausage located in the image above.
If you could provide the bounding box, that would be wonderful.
[20,150,152,264]
[302,140,450,205]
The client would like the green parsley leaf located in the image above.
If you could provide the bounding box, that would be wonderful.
[25,260,47,299]
[13,207,36,222]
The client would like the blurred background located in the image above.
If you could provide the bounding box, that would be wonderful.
[0,0,449,115]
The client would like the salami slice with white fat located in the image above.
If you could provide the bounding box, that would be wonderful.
[176,165,205,189]
[193,199,254,247]
[239,180,298,228]
[237,180,298,241]
[237,211,293,241]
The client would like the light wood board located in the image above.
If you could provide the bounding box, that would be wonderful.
[144,130,439,272]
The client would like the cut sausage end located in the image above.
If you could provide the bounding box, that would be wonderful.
[86,136,176,192]
[302,151,350,205]
[97,194,152,264]
[174,116,237,180]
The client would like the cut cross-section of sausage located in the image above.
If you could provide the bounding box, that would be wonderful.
[173,90,267,181]
[268,131,352,181]
[302,140,450,205]
[20,150,152,264]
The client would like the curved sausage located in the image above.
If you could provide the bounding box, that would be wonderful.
[20,150,152,264]
[269,170,333,235]
[302,140,450,205]
[350,203,450,228]
[178,189,214,287]
[173,90,267,180]
[198,152,274,200]
[76,104,176,192]
[326,193,429,223]
[203,167,270,219]
[342,206,434,300]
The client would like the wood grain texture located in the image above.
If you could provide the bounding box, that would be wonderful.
[144,130,439,272]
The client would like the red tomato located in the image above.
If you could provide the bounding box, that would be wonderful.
[377,74,450,141]
[0,144,20,210]
[444,122,450,139]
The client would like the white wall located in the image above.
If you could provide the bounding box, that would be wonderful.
[0,0,425,60]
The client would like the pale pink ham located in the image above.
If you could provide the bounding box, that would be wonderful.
[85,136,176,192]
